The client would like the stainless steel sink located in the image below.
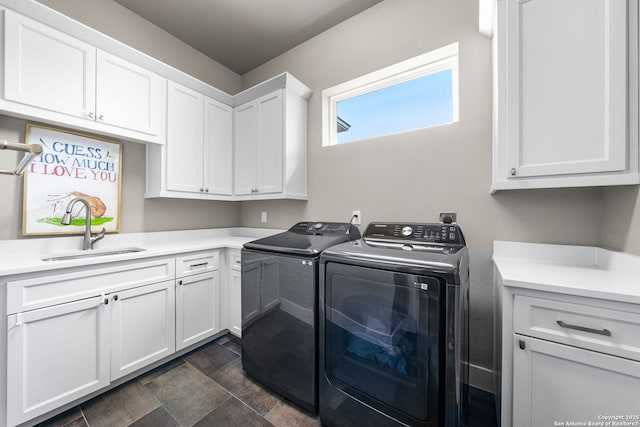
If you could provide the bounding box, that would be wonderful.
[41,247,146,261]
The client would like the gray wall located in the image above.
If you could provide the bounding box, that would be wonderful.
[37,0,241,94]
[0,0,243,240]
[239,0,604,389]
[601,187,640,254]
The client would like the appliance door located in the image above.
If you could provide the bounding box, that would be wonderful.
[241,249,318,411]
[323,261,444,426]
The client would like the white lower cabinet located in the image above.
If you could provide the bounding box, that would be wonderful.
[7,297,110,427]
[175,271,220,350]
[175,250,222,349]
[6,279,176,426]
[2,246,243,426]
[513,336,640,427]
[110,281,176,380]
[225,249,242,337]
[496,284,640,427]
[3,258,176,427]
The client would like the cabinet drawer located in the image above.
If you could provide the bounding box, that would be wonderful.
[514,295,640,361]
[229,250,241,271]
[176,251,219,277]
[6,257,175,315]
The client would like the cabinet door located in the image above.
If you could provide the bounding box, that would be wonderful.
[110,281,176,380]
[256,91,284,194]
[234,101,258,195]
[513,336,640,427]
[176,272,220,350]
[505,0,627,178]
[204,97,233,195]
[4,9,96,120]
[230,268,242,337]
[7,297,110,427]
[96,50,164,136]
[166,81,204,193]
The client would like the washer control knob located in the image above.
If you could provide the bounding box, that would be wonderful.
[314,222,323,230]
[401,226,413,237]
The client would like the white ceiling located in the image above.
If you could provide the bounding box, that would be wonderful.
[113,0,383,75]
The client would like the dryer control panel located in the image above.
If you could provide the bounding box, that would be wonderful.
[363,222,465,245]
[289,222,359,236]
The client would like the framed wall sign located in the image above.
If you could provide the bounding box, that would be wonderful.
[22,124,122,236]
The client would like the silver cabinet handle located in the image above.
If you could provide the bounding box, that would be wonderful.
[88,112,95,119]
[189,262,209,269]
[98,114,104,121]
[556,320,611,336]
[510,167,516,176]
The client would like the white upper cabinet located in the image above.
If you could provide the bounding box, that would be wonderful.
[3,9,96,120]
[235,101,259,195]
[204,97,233,195]
[234,81,309,200]
[256,91,285,194]
[96,50,164,137]
[148,73,310,201]
[2,9,166,144]
[166,81,205,194]
[154,80,233,198]
[235,90,285,196]
[492,0,639,191]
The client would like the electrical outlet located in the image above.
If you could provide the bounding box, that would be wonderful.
[352,210,361,225]
[261,211,267,223]
[439,212,457,224]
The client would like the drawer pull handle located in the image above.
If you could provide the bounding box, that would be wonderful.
[189,262,209,269]
[556,320,611,336]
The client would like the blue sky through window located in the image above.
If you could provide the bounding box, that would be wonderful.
[336,68,454,144]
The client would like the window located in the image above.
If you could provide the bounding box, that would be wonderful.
[322,43,459,146]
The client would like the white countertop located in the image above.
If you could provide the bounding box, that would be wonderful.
[493,241,640,304]
[0,227,283,277]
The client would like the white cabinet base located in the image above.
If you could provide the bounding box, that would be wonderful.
[513,336,640,427]
[176,272,220,350]
[110,281,176,380]
[6,297,110,427]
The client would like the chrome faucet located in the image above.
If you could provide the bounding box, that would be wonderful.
[61,198,106,250]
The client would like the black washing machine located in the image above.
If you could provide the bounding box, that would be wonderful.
[319,222,470,427]
[241,221,361,413]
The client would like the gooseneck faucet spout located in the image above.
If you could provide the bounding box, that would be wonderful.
[61,198,106,250]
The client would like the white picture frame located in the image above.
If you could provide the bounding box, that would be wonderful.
[22,124,122,236]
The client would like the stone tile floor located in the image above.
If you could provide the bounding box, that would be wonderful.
[37,334,497,427]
